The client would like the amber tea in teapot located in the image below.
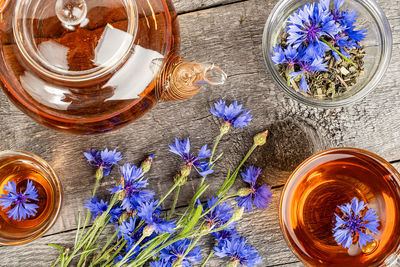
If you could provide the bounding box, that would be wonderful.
[0,0,226,134]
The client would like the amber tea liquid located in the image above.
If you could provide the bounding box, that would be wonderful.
[0,152,61,245]
[0,0,180,134]
[280,148,400,266]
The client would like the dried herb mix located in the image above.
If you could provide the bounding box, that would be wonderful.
[270,0,367,99]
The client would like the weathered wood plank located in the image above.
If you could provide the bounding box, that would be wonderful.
[173,0,242,14]
[0,0,400,266]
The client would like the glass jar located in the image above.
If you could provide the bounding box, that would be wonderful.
[0,151,62,246]
[280,148,400,266]
[262,0,392,108]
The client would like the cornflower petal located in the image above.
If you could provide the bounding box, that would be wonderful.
[0,180,39,221]
[159,239,202,266]
[214,237,262,267]
[169,137,213,177]
[237,166,272,212]
[333,198,380,249]
[83,148,122,176]
[210,100,252,128]
[137,200,176,234]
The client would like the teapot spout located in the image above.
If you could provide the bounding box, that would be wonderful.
[157,56,227,102]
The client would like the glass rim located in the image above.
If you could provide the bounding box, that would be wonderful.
[279,147,400,265]
[262,0,393,108]
[0,150,63,246]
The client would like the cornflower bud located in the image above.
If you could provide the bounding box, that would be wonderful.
[117,190,126,201]
[220,121,231,135]
[253,130,269,146]
[200,223,212,234]
[119,212,129,223]
[96,167,104,180]
[181,165,192,178]
[237,188,252,197]
[142,225,154,238]
[227,260,239,267]
[230,207,245,223]
[141,154,153,173]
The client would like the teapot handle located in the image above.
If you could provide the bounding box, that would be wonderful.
[0,0,10,13]
[157,55,227,102]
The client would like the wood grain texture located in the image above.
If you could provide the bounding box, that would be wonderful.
[0,0,399,266]
[173,0,242,13]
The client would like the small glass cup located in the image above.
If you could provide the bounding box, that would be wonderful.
[280,148,400,266]
[0,151,62,245]
[262,0,392,108]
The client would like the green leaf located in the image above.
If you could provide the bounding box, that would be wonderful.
[179,204,203,237]
[48,243,64,252]
[48,244,64,266]
[217,169,231,197]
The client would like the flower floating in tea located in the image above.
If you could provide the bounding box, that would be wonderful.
[0,179,38,221]
[236,166,273,212]
[333,198,379,249]
[271,0,367,97]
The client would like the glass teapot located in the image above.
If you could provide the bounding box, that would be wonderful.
[0,0,226,134]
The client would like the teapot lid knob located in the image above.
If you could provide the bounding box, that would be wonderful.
[55,0,88,27]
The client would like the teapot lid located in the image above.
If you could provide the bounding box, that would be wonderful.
[13,0,138,82]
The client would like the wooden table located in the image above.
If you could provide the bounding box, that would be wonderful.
[1,0,399,266]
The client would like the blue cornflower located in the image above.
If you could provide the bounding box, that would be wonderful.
[109,205,123,223]
[109,163,154,212]
[0,180,38,221]
[321,0,367,56]
[214,237,262,267]
[212,226,239,243]
[118,217,141,246]
[149,260,171,267]
[333,198,379,249]
[236,166,272,212]
[84,148,122,176]
[169,138,214,177]
[137,200,176,234]
[203,196,234,228]
[159,239,202,267]
[286,1,340,58]
[84,196,109,219]
[271,45,299,66]
[289,52,328,93]
[210,100,252,129]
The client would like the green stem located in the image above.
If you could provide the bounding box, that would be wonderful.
[156,175,184,209]
[168,186,181,220]
[209,132,224,164]
[234,144,257,176]
[201,250,215,267]
[217,144,258,197]
[115,235,146,267]
[320,38,356,66]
